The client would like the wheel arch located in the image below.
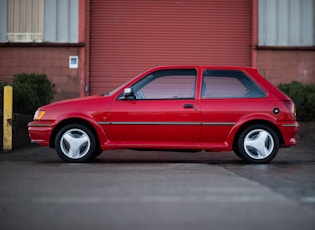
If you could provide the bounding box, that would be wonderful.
[231,120,284,150]
[50,118,104,149]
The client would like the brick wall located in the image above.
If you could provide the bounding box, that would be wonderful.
[0,46,81,102]
[257,50,315,86]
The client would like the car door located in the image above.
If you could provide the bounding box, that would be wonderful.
[110,68,202,149]
[199,69,267,149]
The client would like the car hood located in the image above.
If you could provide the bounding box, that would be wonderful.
[38,95,112,116]
[46,95,104,107]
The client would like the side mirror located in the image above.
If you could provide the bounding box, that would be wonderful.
[122,88,136,100]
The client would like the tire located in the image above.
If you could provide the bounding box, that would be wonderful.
[235,124,279,164]
[55,123,97,163]
[233,148,244,160]
[93,148,103,158]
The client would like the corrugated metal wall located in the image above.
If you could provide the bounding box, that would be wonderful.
[0,0,8,42]
[258,0,314,46]
[89,0,252,95]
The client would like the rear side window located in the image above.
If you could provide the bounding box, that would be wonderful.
[202,70,266,98]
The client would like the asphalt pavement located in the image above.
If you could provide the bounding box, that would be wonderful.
[0,137,315,230]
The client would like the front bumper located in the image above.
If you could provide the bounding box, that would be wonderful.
[28,121,54,146]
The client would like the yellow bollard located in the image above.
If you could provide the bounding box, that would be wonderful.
[3,86,13,152]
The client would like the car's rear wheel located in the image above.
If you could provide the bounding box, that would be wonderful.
[55,124,97,163]
[236,124,279,164]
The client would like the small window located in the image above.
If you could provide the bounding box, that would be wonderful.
[1,0,79,43]
[202,70,266,99]
[132,69,197,99]
[7,0,44,42]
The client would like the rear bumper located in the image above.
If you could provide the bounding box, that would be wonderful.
[28,121,54,146]
[279,121,299,147]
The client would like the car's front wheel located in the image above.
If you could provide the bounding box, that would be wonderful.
[55,124,97,163]
[236,124,279,164]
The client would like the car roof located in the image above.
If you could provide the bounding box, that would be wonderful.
[148,65,256,71]
[151,65,254,69]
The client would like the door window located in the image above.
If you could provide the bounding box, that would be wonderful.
[131,69,197,99]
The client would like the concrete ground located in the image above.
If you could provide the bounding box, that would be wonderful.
[0,135,315,230]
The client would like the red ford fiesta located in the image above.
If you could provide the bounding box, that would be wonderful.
[28,66,299,163]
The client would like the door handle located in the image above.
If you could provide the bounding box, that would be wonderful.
[183,104,194,109]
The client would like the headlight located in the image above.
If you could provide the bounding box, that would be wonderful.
[34,110,46,120]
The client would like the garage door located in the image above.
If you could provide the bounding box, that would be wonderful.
[90,0,252,95]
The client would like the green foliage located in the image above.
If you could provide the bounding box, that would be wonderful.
[278,81,315,122]
[0,73,55,115]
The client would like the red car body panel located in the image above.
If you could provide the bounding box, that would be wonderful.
[28,66,299,153]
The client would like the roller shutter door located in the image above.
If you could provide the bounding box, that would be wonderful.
[90,0,252,95]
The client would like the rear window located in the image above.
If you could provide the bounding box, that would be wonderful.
[202,70,266,98]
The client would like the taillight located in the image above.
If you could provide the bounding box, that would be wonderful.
[283,100,296,119]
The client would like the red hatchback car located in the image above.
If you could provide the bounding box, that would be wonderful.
[28,66,299,163]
